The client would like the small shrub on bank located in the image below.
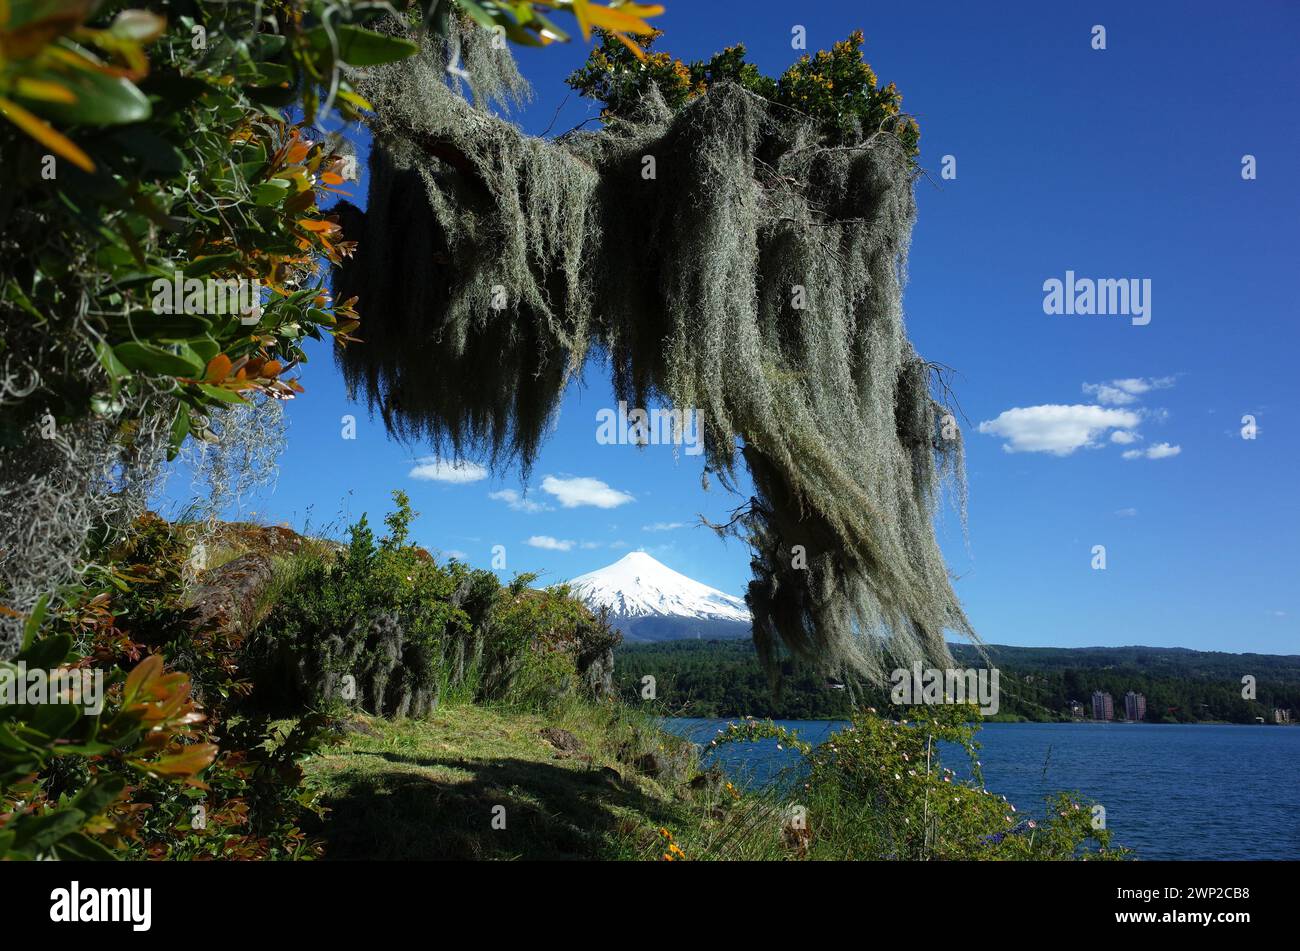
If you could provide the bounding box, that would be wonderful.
[647,705,1129,861]
[798,705,1127,860]
[249,493,470,717]
[247,491,617,718]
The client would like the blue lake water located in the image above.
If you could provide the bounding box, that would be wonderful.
[662,718,1300,860]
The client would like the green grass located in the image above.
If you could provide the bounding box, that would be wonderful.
[301,699,701,860]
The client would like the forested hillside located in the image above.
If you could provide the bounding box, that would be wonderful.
[617,640,1300,723]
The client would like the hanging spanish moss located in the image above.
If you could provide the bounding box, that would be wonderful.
[334,21,974,684]
[0,397,171,657]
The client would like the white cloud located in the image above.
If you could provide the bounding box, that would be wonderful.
[977,405,1141,455]
[489,489,552,513]
[443,549,469,561]
[409,458,488,484]
[525,535,574,552]
[1110,430,1140,445]
[541,475,634,509]
[1114,508,1138,518]
[1082,376,1175,406]
[579,541,603,549]
[643,521,687,532]
[609,540,628,549]
[1122,442,1181,461]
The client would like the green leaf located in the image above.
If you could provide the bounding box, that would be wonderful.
[167,404,191,461]
[22,46,151,126]
[97,341,130,380]
[455,0,500,32]
[29,703,80,741]
[324,26,420,67]
[253,180,291,206]
[19,594,48,653]
[50,831,119,861]
[195,383,248,404]
[2,280,45,321]
[189,336,220,365]
[255,34,288,59]
[249,62,294,86]
[70,775,127,818]
[14,633,72,669]
[185,252,241,277]
[11,809,86,854]
[530,12,571,44]
[109,313,212,341]
[112,341,206,378]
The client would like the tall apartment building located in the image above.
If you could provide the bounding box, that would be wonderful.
[1124,691,1146,722]
[1091,690,1114,721]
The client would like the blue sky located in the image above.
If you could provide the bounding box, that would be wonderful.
[163,1,1299,653]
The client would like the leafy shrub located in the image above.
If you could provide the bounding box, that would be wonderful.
[683,705,1129,861]
[249,491,620,716]
[25,514,330,859]
[799,705,1126,859]
[249,492,471,717]
[0,639,216,860]
[568,28,920,150]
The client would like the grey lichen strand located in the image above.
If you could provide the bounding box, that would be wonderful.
[334,23,974,686]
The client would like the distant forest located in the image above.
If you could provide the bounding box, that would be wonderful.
[614,640,1300,723]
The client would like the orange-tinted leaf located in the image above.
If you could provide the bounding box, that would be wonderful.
[143,743,218,777]
[571,0,593,40]
[0,9,87,59]
[203,353,232,383]
[122,653,163,705]
[12,78,76,102]
[610,29,649,62]
[584,3,662,35]
[0,95,94,171]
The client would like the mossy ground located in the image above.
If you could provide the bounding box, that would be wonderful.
[300,700,696,860]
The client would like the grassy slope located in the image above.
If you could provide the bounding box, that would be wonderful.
[302,701,694,860]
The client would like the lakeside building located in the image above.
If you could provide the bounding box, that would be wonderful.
[1091,690,1114,721]
[1275,708,1292,725]
[1124,691,1147,722]
[1068,699,1086,720]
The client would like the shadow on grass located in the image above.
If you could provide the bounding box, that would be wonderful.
[318,751,680,860]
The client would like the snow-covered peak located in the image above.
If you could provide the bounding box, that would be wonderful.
[564,551,751,623]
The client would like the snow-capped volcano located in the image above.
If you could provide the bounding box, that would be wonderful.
[565,551,751,642]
